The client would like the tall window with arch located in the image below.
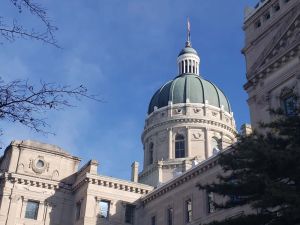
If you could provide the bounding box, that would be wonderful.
[175,134,185,158]
[149,142,154,164]
[211,137,222,156]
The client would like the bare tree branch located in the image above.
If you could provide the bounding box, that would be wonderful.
[1,0,59,47]
[0,78,101,134]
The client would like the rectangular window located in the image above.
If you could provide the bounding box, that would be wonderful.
[76,201,81,220]
[167,208,173,225]
[25,200,39,220]
[149,150,153,164]
[185,199,192,223]
[125,204,135,224]
[283,95,297,116]
[151,216,156,225]
[99,200,110,219]
[207,192,215,214]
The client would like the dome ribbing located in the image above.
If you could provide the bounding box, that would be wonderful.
[148,74,231,114]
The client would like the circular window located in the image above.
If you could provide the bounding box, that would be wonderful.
[36,159,45,168]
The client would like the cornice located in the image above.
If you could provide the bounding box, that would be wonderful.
[246,8,300,79]
[2,172,72,192]
[72,173,153,195]
[142,117,236,140]
[10,141,80,161]
[244,44,300,91]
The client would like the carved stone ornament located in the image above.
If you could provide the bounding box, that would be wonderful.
[32,156,48,174]
[193,108,201,113]
[212,112,218,117]
[192,132,202,140]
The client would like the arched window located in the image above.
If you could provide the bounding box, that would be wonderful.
[175,134,185,158]
[149,142,154,164]
[211,137,221,155]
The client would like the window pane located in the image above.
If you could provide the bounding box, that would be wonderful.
[99,200,110,218]
[25,201,39,220]
[125,204,135,224]
[175,135,185,159]
[185,199,192,223]
[167,208,173,225]
[76,202,81,220]
[151,216,156,225]
[284,95,297,116]
[208,192,215,213]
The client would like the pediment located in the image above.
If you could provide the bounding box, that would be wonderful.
[248,6,300,77]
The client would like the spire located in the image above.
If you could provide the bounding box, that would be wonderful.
[186,17,191,47]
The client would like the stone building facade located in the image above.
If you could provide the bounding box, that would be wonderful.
[0,0,299,224]
[243,0,300,129]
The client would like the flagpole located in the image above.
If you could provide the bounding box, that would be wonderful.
[186,17,191,47]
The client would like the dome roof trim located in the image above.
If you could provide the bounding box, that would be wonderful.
[148,74,231,115]
[178,47,198,57]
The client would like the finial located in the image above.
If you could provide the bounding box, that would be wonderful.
[186,17,191,47]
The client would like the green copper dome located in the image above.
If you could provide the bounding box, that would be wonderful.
[148,74,231,114]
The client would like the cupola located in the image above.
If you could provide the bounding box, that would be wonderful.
[177,19,200,76]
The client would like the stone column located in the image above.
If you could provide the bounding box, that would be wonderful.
[43,202,52,225]
[143,144,147,169]
[131,161,139,183]
[157,161,163,184]
[5,195,21,225]
[204,128,210,159]
[186,127,191,157]
[168,128,172,159]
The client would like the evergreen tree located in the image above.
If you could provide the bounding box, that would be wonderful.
[199,110,300,225]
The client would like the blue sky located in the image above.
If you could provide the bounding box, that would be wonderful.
[0,0,257,180]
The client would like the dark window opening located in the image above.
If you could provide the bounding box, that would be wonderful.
[185,199,192,223]
[282,94,297,116]
[125,204,135,224]
[175,134,185,158]
[76,201,81,221]
[151,216,156,225]
[207,192,215,214]
[149,142,154,164]
[167,208,173,225]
